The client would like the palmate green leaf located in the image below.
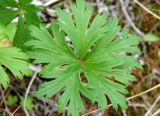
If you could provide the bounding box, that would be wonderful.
[26,0,141,115]
[0,47,32,89]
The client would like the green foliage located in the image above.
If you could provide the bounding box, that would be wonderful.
[13,16,31,50]
[6,95,18,106]
[25,0,141,115]
[18,0,41,26]
[0,0,39,90]
[7,95,34,111]
[0,0,41,50]
[0,47,32,89]
[20,97,34,111]
[0,23,17,41]
[0,8,18,25]
[0,0,41,26]
[0,21,31,89]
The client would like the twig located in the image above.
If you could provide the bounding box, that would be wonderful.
[11,106,20,116]
[0,89,10,105]
[83,84,160,116]
[119,0,144,36]
[122,110,127,116]
[127,84,160,100]
[0,86,12,116]
[23,65,41,116]
[145,95,160,116]
[44,0,60,7]
[128,102,148,111]
[134,0,160,20]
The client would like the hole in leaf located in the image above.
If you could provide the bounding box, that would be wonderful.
[80,72,88,84]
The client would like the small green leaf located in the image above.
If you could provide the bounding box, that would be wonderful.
[6,95,18,106]
[143,34,160,42]
[20,97,34,111]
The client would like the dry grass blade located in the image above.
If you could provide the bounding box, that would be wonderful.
[0,86,12,115]
[134,0,160,20]
[11,106,20,116]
